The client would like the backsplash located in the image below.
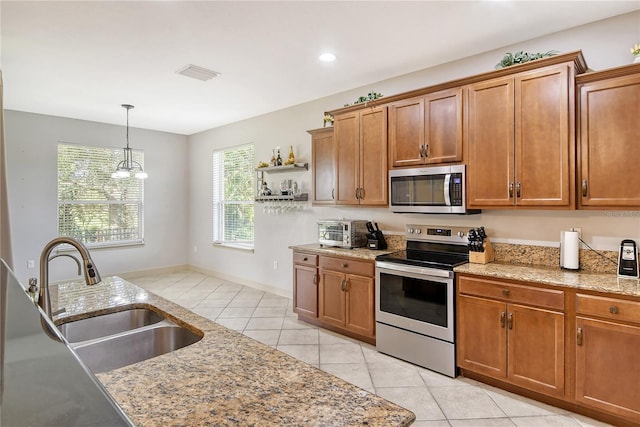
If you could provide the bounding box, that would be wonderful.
[492,242,619,274]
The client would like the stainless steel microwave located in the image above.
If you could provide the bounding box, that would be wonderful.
[318,219,369,248]
[389,165,479,214]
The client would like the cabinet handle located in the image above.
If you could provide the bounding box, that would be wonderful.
[500,311,506,328]
[582,179,588,197]
[359,188,364,200]
[424,144,429,158]
[344,279,351,292]
[508,182,514,198]
[502,289,510,297]
[340,279,346,291]
[332,188,335,200]
[313,274,317,285]
[610,306,619,314]
[303,257,308,261]
[577,327,583,346]
[419,144,425,158]
[507,313,513,330]
[516,182,521,198]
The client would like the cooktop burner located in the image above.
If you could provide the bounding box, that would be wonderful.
[375,224,471,271]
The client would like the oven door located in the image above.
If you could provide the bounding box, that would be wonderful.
[375,261,454,343]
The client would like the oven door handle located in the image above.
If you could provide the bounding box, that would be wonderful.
[376,262,454,279]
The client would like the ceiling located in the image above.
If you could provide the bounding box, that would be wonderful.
[2,1,639,136]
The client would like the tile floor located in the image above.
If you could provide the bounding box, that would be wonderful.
[128,270,611,427]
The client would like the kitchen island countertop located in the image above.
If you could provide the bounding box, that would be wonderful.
[289,243,398,261]
[53,277,415,426]
[455,262,640,298]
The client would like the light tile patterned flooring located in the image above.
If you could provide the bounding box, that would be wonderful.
[129,270,611,427]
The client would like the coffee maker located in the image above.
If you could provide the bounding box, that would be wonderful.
[618,239,639,278]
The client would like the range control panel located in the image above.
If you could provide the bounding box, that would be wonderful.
[406,224,471,244]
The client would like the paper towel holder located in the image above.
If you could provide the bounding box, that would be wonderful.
[560,230,580,271]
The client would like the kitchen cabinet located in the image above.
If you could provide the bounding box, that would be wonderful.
[318,255,376,342]
[388,88,463,168]
[575,294,640,422]
[333,107,388,206]
[292,251,318,318]
[307,127,335,205]
[466,63,576,209]
[576,64,640,209]
[457,275,565,398]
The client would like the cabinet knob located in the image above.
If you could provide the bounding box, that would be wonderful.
[502,289,510,297]
[342,263,348,268]
[609,306,619,314]
[303,257,308,261]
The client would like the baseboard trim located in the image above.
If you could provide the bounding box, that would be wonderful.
[187,264,291,299]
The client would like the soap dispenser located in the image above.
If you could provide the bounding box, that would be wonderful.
[27,277,39,303]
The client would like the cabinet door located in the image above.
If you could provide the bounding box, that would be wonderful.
[310,128,335,205]
[334,112,359,205]
[457,295,507,379]
[576,317,640,422]
[507,304,565,397]
[515,65,573,207]
[424,88,463,165]
[578,73,640,208]
[318,269,346,328]
[359,106,388,206]
[293,264,318,318]
[466,76,515,207]
[389,98,425,168]
[344,274,375,338]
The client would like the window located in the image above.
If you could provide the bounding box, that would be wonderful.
[213,144,255,249]
[57,142,144,247]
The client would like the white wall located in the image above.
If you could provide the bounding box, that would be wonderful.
[187,11,640,296]
[4,110,189,283]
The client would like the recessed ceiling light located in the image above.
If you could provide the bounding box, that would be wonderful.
[319,53,336,62]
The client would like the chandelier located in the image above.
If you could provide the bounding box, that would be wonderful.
[112,104,147,179]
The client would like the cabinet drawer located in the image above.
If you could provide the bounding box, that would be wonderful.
[293,252,318,267]
[319,256,374,277]
[459,276,564,311]
[576,294,640,325]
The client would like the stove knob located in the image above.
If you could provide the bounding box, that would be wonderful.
[415,228,421,234]
[457,231,465,238]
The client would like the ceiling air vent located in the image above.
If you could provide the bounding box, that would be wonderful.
[176,64,221,81]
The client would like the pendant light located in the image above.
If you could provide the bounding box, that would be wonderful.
[112,104,147,179]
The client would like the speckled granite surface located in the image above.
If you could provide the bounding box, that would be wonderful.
[455,262,640,297]
[52,277,415,427]
[289,243,399,260]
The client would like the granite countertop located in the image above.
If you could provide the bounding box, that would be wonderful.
[455,262,640,298]
[289,243,398,261]
[52,277,415,426]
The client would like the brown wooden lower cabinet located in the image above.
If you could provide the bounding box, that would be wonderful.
[458,274,640,426]
[292,251,375,344]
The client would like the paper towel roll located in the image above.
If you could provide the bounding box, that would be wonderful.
[562,231,580,270]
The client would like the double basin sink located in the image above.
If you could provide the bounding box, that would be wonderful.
[56,307,203,374]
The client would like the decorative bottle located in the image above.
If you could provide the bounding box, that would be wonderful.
[270,149,277,167]
[276,147,283,166]
[288,145,295,163]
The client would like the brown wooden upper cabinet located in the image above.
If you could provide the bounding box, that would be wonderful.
[577,63,640,209]
[466,62,577,209]
[389,88,463,168]
[333,107,388,206]
[308,127,335,205]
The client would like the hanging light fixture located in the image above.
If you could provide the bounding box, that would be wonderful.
[112,104,148,179]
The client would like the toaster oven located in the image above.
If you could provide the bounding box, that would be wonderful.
[317,220,369,248]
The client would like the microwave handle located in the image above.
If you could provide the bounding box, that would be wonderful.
[444,173,452,206]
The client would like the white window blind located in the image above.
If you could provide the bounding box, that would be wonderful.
[57,142,144,247]
[213,144,255,249]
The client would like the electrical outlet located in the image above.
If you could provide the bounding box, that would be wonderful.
[572,227,582,238]
[273,260,278,270]
[27,260,35,269]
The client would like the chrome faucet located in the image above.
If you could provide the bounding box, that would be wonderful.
[39,237,101,319]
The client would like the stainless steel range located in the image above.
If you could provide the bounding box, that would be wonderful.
[375,224,470,377]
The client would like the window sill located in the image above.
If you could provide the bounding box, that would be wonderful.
[212,242,255,253]
[55,240,145,254]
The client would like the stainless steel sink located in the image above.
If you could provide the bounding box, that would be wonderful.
[58,308,165,343]
[71,324,202,373]
[55,306,204,373]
